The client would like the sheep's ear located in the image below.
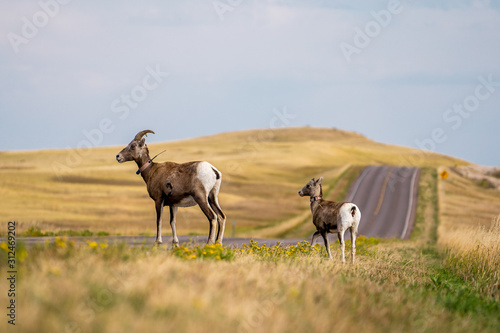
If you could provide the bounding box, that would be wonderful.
[316,177,323,185]
[139,138,146,147]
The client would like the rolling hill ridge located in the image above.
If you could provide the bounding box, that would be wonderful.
[0,127,468,237]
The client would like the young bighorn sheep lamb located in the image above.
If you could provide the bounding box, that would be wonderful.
[299,177,361,263]
[116,130,226,246]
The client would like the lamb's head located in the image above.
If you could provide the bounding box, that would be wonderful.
[298,177,323,197]
[116,130,155,163]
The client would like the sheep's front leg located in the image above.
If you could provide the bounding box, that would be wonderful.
[155,200,163,244]
[169,206,179,248]
[311,231,320,246]
[321,232,333,260]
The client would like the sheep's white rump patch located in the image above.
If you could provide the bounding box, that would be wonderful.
[197,161,219,195]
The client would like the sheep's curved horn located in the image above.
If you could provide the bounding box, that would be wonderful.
[134,130,155,141]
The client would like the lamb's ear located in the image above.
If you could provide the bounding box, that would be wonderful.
[316,177,324,185]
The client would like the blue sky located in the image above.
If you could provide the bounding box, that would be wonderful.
[1,0,499,165]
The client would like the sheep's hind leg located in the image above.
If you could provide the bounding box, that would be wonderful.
[209,192,226,244]
[195,195,218,245]
[338,230,346,263]
[350,227,357,264]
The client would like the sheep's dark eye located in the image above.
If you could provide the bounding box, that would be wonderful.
[306,185,310,188]
[130,143,137,149]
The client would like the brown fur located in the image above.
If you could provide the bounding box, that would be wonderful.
[299,177,360,263]
[116,130,226,246]
[312,200,345,233]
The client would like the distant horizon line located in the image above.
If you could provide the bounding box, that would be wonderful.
[1,126,490,167]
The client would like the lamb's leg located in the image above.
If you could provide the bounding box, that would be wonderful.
[155,200,163,245]
[321,232,333,260]
[350,228,357,264]
[338,230,346,263]
[169,206,179,247]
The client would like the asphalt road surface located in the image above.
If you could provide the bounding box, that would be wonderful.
[12,166,420,247]
[16,235,305,248]
[345,166,420,239]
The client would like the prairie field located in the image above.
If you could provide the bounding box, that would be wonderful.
[0,127,465,237]
[1,127,499,332]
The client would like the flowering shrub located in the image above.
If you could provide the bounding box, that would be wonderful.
[236,240,321,261]
[5,235,379,264]
[87,241,108,250]
[0,241,28,263]
[172,243,235,261]
[236,236,380,261]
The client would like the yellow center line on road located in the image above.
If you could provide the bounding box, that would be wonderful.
[373,166,395,216]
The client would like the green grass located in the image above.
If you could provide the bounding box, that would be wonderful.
[20,226,110,237]
[410,167,439,244]
[476,178,496,189]
[428,267,499,317]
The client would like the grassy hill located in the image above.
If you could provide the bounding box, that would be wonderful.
[0,126,469,238]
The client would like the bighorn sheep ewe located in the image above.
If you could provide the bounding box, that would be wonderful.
[299,177,361,263]
[116,130,226,246]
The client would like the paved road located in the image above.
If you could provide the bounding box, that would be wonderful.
[345,166,420,239]
[14,235,306,248]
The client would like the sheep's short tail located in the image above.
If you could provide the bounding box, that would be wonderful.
[212,167,221,180]
[351,206,356,217]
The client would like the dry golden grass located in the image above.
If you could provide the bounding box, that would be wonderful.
[0,127,467,237]
[438,167,500,229]
[2,235,497,332]
[442,215,500,301]
[438,167,500,301]
[1,167,499,333]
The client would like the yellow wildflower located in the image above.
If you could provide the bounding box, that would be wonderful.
[0,242,8,252]
[55,237,66,248]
